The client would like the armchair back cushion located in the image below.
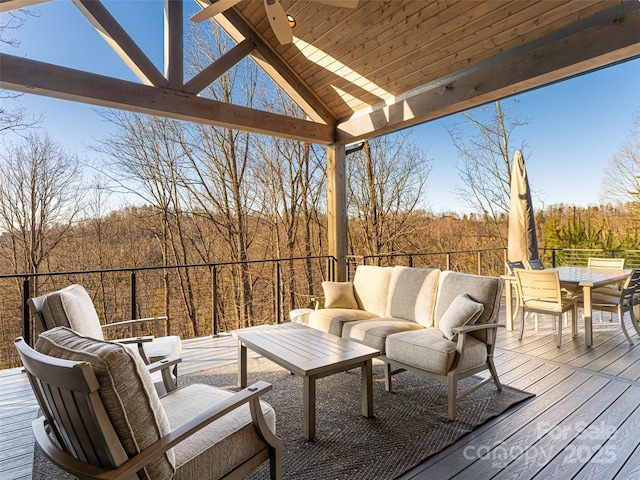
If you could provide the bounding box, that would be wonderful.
[386,266,440,327]
[434,271,503,343]
[352,266,393,317]
[40,284,104,340]
[35,327,175,480]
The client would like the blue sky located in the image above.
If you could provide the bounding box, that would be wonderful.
[2,0,639,215]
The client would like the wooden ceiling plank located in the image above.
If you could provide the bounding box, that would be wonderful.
[215,7,337,125]
[0,0,50,12]
[71,0,168,88]
[184,39,256,95]
[164,0,183,90]
[0,53,335,145]
[335,6,640,143]
[380,0,619,97]
[310,0,532,96]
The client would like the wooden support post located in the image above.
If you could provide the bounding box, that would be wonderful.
[327,144,347,281]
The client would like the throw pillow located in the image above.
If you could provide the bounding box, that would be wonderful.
[322,281,359,309]
[35,326,175,480]
[438,293,484,341]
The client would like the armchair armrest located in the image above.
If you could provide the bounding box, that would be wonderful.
[147,356,182,394]
[452,323,505,334]
[113,335,154,344]
[101,316,169,337]
[34,381,279,479]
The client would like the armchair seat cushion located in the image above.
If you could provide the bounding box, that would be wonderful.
[386,329,487,375]
[341,317,424,353]
[164,384,276,480]
[143,335,182,363]
[308,308,378,337]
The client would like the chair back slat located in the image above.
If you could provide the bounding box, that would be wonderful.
[588,257,625,271]
[515,269,562,308]
[15,338,129,469]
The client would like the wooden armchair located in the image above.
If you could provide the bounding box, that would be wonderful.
[28,284,182,393]
[16,327,282,480]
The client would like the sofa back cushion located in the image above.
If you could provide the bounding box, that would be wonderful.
[434,271,503,342]
[41,284,104,340]
[36,327,175,480]
[386,266,440,326]
[352,266,393,317]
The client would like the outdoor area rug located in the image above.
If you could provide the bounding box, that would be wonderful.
[182,358,534,480]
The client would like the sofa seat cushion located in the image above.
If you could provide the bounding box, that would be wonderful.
[165,384,275,480]
[35,326,175,480]
[342,317,424,353]
[308,308,378,336]
[386,329,487,375]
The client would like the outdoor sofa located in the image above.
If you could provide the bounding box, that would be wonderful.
[309,265,504,420]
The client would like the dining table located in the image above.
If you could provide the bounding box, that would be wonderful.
[502,266,631,347]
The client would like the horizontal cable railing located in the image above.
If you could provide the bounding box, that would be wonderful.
[4,247,640,369]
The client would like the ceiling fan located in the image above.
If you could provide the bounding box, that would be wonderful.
[191,0,359,45]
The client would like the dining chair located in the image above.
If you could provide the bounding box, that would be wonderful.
[584,268,640,346]
[514,269,579,347]
[506,261,525,324]
[524,258,545,270]
[587,257,626,321]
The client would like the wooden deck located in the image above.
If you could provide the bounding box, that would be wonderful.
[3,305,640,479]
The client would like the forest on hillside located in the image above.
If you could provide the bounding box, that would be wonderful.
[1,15,638,369]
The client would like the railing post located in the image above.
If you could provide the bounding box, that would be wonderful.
[130,271,137,336]
[408,255,413,267]
[211,266,218,336]
[477,251,482,275]
[552,248,557,268]
[446,253,451,271]
[276,262,282,324]
[23,277,31,346]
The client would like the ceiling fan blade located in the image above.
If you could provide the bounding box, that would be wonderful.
[264,0,293,45]
[320,0,359,7]
[190,0,242,23]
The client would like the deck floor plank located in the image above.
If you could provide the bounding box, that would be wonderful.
[3,300,640,480]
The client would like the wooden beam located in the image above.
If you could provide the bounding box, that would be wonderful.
[326,144,347,281]
[164,0,183,90]
[215,8,337,126]
[335,3,640,143]
[0,0,50,12]
[0,54,335,145]
[184,39,256,95]
[71,0,168,87]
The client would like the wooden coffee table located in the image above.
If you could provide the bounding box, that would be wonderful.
[232,322,380,440]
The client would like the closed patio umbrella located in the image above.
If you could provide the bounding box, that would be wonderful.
[508,150,539,263]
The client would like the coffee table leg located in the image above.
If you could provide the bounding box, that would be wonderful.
[238,342,247,388]
[303,376,316,441]
[361,359,374,418]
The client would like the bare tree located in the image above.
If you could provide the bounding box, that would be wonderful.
[347,132,431,258]
[600,108,640,209]
[94,112,199,336]
[0,132,83,281]
[447,100,528,239]
[0,9,41,134]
